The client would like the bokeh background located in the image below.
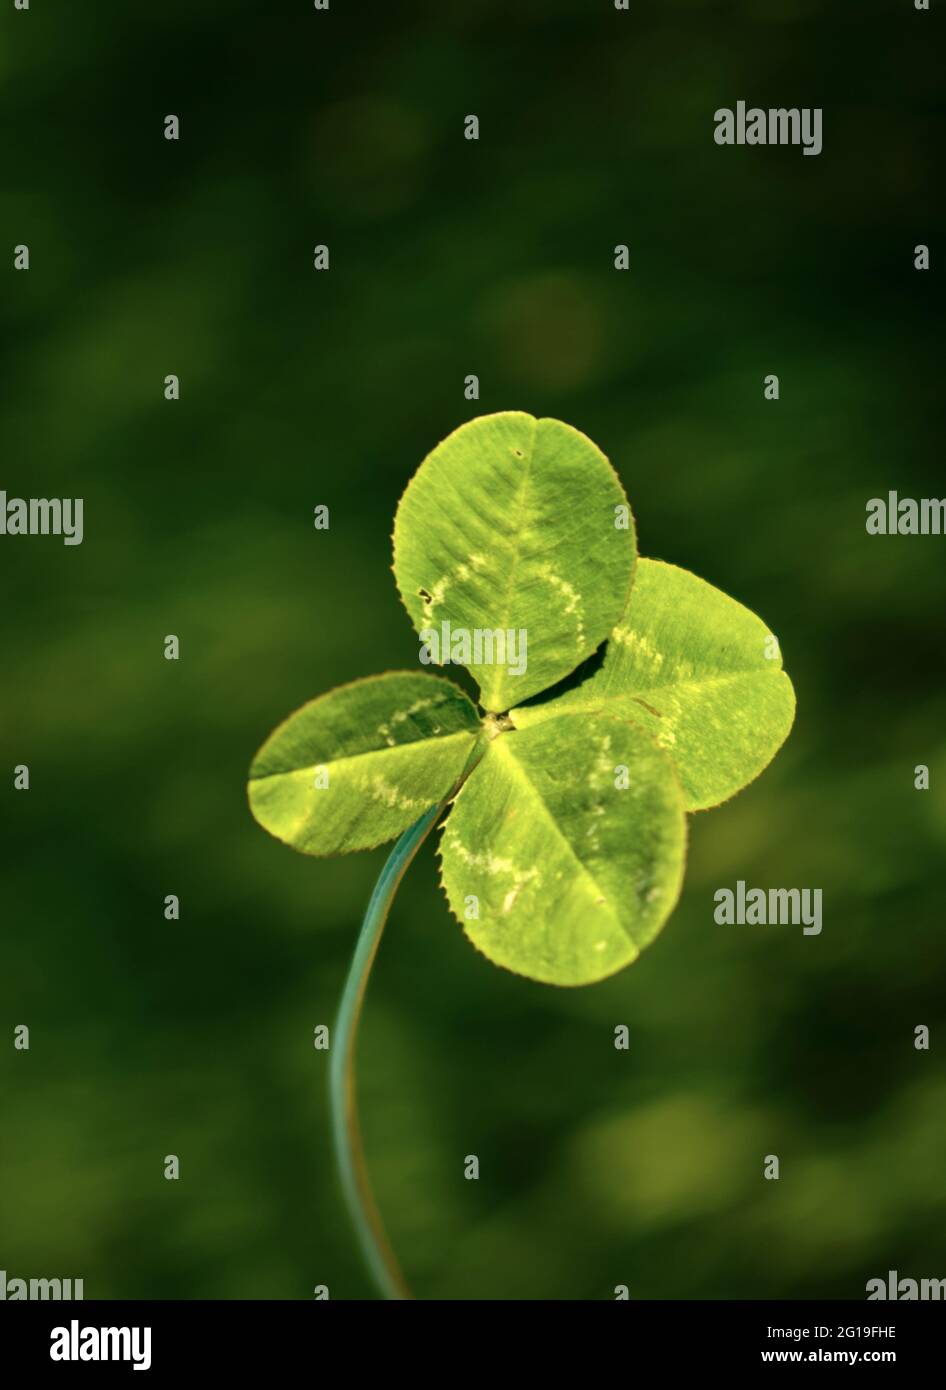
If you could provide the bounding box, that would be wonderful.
[2,0,944,1300]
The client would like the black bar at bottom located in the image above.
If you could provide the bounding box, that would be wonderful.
[0,1299,942,1377]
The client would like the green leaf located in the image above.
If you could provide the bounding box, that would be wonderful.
[514,560,795,811]
[248,672,481,855]
[438,715,686,986]
[392,411,636,712]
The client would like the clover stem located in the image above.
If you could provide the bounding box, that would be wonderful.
[329,799,445,1301]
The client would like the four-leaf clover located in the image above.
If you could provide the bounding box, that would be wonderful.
[248,411,795,985]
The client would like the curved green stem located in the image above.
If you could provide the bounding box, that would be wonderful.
[329,800,444,1301]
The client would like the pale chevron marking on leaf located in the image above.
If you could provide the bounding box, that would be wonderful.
[611,625,665,673]
[536,564,586,648]
[421,574,451,623]
[376,695,444,747]
[583,730,614,851]
[368,774,428,813]
[420,551,492,623]
[444,830,541,914]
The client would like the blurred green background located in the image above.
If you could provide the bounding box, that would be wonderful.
[2,0,944,1300]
